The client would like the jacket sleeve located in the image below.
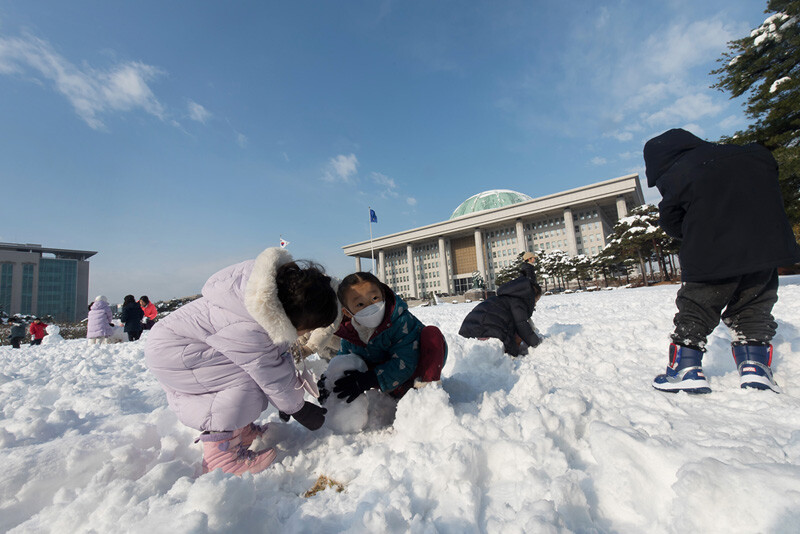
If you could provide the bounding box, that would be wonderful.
[205,321,306,415]
[510,303,540,349]
[106,308,113,323]
[305,316,341,353]
[373,314,421,391]
[658,189,685,240]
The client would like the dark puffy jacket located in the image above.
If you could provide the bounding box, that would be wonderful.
[9,324,26,340]
[458,276,540,356]
[120,302,144,333]
[644,128,800,282]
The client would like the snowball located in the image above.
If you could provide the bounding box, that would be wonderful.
[319,354,369,433]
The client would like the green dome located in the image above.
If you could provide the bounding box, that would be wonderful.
[449,190,533,219]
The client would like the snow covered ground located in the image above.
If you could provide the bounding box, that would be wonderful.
[3,277,800,533]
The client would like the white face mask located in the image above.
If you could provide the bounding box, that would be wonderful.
[352,301,386,328]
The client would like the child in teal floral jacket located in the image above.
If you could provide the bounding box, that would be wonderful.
[331,272,447,402]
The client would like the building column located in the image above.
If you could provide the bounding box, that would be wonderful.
[515,219,526,253]
[563,208,578,256]
[406,244,418,298]
[378,250,386,283]
[473,229,486,286]
[354,256,362,272]
[437,237,450,294]
[616,195,629,219]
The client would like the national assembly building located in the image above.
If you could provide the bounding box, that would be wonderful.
[342,173,645,298]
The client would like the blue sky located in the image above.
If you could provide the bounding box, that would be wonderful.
[0,1,769,304]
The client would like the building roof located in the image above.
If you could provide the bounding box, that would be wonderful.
[450,190,533,219]
[0,242,97,261]
[343,173,644,257]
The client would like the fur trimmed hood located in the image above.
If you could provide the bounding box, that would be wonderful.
[244,247,298,346]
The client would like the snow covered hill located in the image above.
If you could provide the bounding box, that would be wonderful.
[2,278,800,533]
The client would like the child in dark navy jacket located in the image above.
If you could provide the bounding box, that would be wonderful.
[330,272,447,403]
[644,128,800,394]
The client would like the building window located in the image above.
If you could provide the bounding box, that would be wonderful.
[38,258,77,322]
[0,263,12,314]
[21,264,34,315]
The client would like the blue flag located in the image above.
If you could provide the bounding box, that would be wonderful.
[369,208,377,223]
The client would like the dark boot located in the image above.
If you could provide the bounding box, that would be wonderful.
[732,344,780,393]
[652,343,711,394]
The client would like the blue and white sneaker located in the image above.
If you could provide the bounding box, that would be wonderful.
[653,343,711,394]
[732,344,781,393]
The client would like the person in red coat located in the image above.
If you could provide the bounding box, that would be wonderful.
[29,317,47,345]
[139,296,158,330]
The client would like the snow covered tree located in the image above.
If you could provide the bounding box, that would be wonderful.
[712,0,800,227]
[603,205,678,284]
[494,252,525,286]
[538,249,571,290]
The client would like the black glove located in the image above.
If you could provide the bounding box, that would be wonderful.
[278,411,291,422]
[290,401,327,430]
[333,370,379,403]
[317,374,331,405]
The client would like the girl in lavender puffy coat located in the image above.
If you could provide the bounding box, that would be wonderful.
[145,247,337,476]
[86,295,114,345]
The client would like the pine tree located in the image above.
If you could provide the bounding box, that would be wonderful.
[603,205,678,284]
[711,0,800,226]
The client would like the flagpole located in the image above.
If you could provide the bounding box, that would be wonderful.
[369,207,375,273]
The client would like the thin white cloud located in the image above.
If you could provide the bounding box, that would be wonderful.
[604,130,634,142]
[236,133,248,148]
[645,93,723,126]
[371,172,399,198]
[0,32,165,130]
[407,197,417,206]
[643,18,737,77]
[590,156,607,166]
[719,114,744,131]
[323,153,359,183]
[188,100,211,123]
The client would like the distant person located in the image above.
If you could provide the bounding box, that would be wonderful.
[145,247,335,476]
[8,320,26,348]
[120,295,145,341]
[139,296,158,330]
[87,295,114,345]
[458,276,542,356]
[644,128,800,394]
[28,317,47,345]
[519,251,542,294]
[328,271,448,403]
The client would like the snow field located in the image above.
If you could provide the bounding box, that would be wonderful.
[1,277,800,532]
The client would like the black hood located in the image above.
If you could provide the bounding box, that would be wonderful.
[643,129,708,188]
[497,277,536,316]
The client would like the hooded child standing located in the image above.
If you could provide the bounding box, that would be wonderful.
[145,247,336,476]
[86,295,114,345]
[644,128,800,394]
[330,272,448,404]
[120,295,145,341]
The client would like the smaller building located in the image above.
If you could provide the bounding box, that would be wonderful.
[0,242,96,322]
